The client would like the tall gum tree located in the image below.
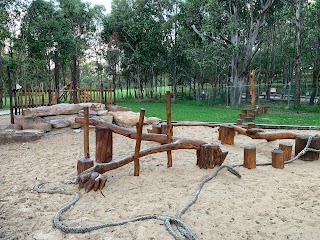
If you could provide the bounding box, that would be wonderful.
[190,0,275,105]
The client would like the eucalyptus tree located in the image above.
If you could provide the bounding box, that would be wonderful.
[20,0,57,87]
[188,0,276,105]
[104,0,170,99]
[0,0,10,108]
[0,0,30,108]
[53,0,99,102]
[305,0,320,105]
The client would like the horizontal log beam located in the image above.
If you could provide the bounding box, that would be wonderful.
[233,125,298,141]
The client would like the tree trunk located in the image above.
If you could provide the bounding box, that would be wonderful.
[72,54,78,104]
[0,55,3,109]
[54,51,60,104]
[309,28,320,105]
[294,0,302,105]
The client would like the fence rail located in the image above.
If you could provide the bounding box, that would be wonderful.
[11,87,114,116]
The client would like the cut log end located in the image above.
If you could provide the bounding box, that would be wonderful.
[77,157,94,175]
[197,143,228,169]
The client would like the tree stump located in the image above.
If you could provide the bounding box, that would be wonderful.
[247,122,256,129]
[243,146,256,169]
[236,119,243,125]
[244,116,252,122]
[279,143,293,161]
[196,143,228,169]
[151,124,162,134]
[248,113,255,120]
[272,149,284,169]
[161,123,169,135]
[239,113,246,119]
[259,106,269,114]
[220,125,234,145]
[241,109,248,114]
[95,126,112,163]
[77,157,94,175]
[294,135,320,161]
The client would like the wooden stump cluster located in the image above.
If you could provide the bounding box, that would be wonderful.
[238,108,258,123]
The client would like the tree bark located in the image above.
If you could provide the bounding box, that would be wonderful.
[0,55,3,109]
[294,0,302,105]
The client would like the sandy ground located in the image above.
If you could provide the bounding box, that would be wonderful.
[0,114,320,240]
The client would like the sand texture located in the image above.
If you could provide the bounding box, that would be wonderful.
[0,114,320,240]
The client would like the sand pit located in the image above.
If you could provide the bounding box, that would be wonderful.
[0,114,320,240]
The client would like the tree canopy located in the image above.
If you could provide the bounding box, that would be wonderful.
[0,0,319,108]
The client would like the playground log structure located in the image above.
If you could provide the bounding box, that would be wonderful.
[75,90,319,192]
[75,92,228,192]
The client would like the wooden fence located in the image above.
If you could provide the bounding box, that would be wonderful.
[11,86,114,116]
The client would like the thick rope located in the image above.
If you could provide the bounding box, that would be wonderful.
[33,135,319,239]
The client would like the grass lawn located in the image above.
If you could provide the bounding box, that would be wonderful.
[117,99,320,126]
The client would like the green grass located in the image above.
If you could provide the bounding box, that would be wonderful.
[117,99,320,126]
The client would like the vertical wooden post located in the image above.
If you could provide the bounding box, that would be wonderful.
[77,106,93,175]
[247,122,256,129]
[220,125,234,145]
[243,146,256,169]
[84,107,90,158]
[166,91,173,168]
[134,108,145,176]
[250,70,256,109]
[279,143,293,161]
[236,119,243,125]
[95,126,112,163]
[272,149,284,169]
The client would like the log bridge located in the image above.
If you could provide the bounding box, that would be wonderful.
[76,92,228,192]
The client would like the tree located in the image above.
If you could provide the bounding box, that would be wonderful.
[294,0,303,105]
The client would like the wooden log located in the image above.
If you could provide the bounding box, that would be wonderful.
[77,106,93,174]
[259,106,269,114]
[279,143,293,161]
[83,107,90,158]
[271,149,284,169]
[95,126,112,163]
[239,113,246,119]
[171,122,219,128]
[236,119,243,125]
[196,143,228,169]
[152,124,162,134]
[247,122,256,129]
[294,135,320,161]
[77,157,94,175]
[244,116,252,122]
[243,146,256,169]
[241,109,248,114]
[134,108,145,176]
[233,125,298,141]
[161,123,168,134]
[248,113,255,120]
[220,125,234,145]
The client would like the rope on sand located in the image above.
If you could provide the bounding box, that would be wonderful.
[33,135,319,239]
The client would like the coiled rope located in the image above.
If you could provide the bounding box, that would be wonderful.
[33,135,319,239]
